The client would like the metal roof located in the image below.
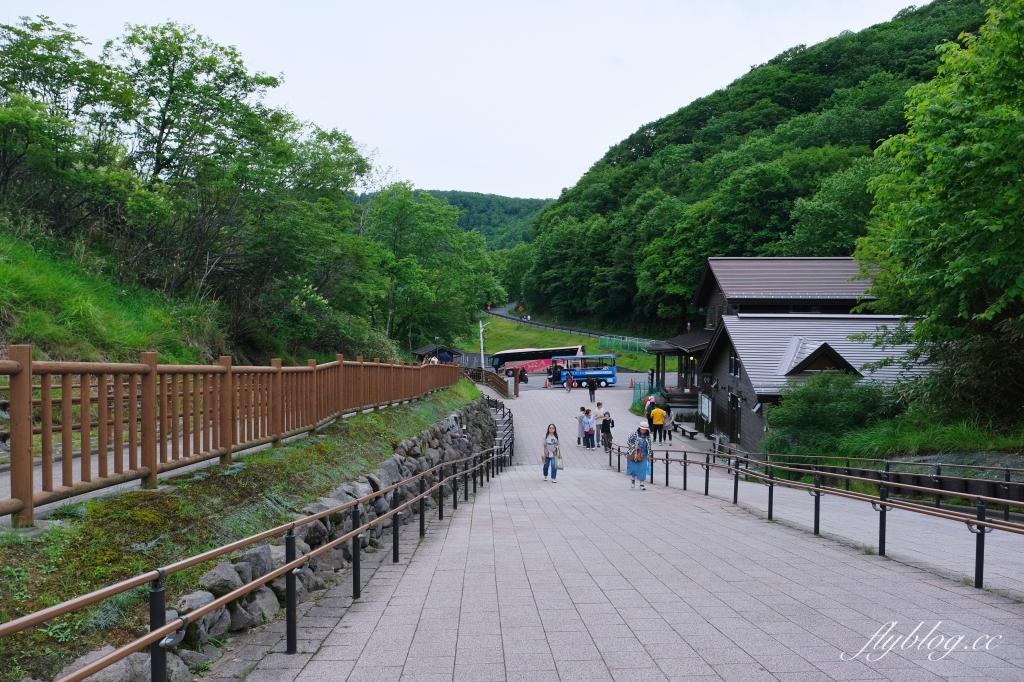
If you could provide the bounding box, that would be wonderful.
[706,314,923,396]
[693,257,874,306]
[663,328,715,353]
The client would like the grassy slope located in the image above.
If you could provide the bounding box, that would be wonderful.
[0,233,206,363]
[0,380,479,682]
[483,316,673,372]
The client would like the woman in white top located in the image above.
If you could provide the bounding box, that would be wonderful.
[542,424,559,482]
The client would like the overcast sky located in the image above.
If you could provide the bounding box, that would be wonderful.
[14,1,921,198]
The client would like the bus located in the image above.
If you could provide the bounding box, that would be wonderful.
[550,354,617,386]
[490,346,584,376]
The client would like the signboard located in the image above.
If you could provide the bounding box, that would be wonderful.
[699,393,712,422]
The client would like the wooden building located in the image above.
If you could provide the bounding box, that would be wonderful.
[696,314,917,451]
[694,257,873,329]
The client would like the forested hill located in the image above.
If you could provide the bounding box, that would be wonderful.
[419,191,552,249]
[507,0,985,334]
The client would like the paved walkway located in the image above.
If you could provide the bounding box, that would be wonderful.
[215,386,1024,682]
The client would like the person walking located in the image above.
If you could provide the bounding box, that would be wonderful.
[583,409,596,450]
[626,422,652,490]
[577,406,586,445]
[650,401,667,444]
[586,375,598,403]
[600,411,614,454]
[542,424,559,483]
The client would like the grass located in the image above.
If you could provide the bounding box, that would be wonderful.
[0,230,218,363]
[481,317,675,373]
[0,379,479,682]
[837,412,1024,459]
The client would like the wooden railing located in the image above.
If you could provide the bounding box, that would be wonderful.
[0,346,460,527]
[461,366,510,398]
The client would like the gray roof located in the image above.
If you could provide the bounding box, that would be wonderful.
[694,257,874,306]
[664,328,715,353]
[709,314,923,396]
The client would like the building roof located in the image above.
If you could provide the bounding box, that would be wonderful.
[663,328,715,353]
[702,314,922,396]
[693,257,874,307]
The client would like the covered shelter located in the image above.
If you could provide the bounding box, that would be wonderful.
[643,328,715,392]
[411,344,488,368]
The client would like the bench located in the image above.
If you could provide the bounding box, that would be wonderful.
[673,423,698,439]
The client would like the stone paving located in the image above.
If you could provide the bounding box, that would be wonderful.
[215,385,1024,681]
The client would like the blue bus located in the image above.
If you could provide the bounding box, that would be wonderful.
[550,354,617,386]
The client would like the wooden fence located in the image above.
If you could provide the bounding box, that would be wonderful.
[0,345,460,527]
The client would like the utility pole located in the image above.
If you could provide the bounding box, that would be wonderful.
[479,320,490,370]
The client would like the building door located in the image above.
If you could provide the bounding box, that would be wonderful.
[728,394,740,444]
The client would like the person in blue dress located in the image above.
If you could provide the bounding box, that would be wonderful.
[625,421,652,490]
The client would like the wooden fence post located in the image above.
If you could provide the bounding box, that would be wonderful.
[271,358,283,446]
[357,356,364,412]
[373,358,381,409]
[218,356,233,466]
[308,359,317,435]
[141,352,158,489]
[9,345,34,527]
[335,355,344,415]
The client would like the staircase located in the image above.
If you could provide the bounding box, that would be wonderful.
[484,396,515,465]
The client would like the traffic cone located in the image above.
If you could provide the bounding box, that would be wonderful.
[668,387,673,393]
[629,378,634,388]
[543,379,549,388]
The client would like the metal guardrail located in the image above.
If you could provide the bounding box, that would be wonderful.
[0,437,514,682]
[610,445,1024,591]
[485,309,607,340]
[0,345,461,527]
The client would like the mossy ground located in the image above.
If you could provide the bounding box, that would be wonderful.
[0,379,479,682]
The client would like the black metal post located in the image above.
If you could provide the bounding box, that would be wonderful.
[352,505,361,599]
[473,456,478,493]
[285,529,298,654]
[683,452,687,491]
[878,485,888,556]
[486,454,490,482]
[1004,469,1010,522]
[666,455,669,487]
[845,458,851,492]
[149,574,167,682]
[733,459,739,505]
[419,478,425,539]
[768,468,774,521]
[453,465,459,510]
[813,475,821,535]
[617,448,621,472]
[393,507,400,563]
[704,453,710,496]
[464,461,469,502]
[438,466,444,521]
[976,498,987,589]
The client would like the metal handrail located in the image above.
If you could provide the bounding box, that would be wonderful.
[0,438,512,682]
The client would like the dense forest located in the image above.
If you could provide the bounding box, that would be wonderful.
[0,18,503,363]
[501,0,986,336]
[417,191,551,249]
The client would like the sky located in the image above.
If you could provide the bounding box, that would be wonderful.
[12,1,922,198]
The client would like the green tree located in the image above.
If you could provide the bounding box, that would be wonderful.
[857,0,1024,417]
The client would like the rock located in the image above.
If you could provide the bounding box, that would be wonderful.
[365,473,384,492]
[55,646,128,682]
[303,497,348,525]
[246,585,280,623]
[373,496,391,515]
[176,648,211,672]
[270,574,309,604]
[175,591,214,615]
[232,561,253,585]
[299,567,326,592]
[199,563,244,597]
[235,545,272,580]
[206,606,231,639]
[316,547,345,572]
[378,459,402,486]
[201,643,223,662]
[298,518,328,548]
[227,599,258,631]
[167,653,193,682]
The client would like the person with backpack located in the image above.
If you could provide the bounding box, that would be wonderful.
[542,423,560,482]
[585,375,598,403]
[583,409,596,450]
[600,411,614,453]
[576,406,586,445]
[626,422,652,490]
